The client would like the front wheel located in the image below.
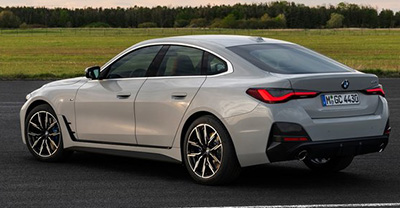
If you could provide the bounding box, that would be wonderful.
[303,156,354,172]
[183,115,241,185]
[25,104,71,162]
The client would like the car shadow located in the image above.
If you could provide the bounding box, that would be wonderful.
[63,151,191,182]
[235,163,368,188]
[58,151,371,189]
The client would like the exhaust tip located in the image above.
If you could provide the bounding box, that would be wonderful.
[297,150,308,161]
[379,143,386,153]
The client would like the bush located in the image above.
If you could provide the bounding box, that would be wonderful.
[259,13,287,29]
[237,18,261,29]
[220,14,237,28]
[85,22,111,28]
[138,22,157,28]
[210,18,222,28]
[189,18,208,27]
[174,19,189,27]
[326,13,345,28]
[19,22,28,29]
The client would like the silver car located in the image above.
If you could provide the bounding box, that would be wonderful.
[20,35,390,185]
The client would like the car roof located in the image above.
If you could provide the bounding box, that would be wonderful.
[135,35,294,49]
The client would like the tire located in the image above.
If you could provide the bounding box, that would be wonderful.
[25,104,71,162]
[303,156,354,172]
[183,115,241,185]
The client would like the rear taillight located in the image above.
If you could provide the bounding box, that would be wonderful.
[246,88,319,104]
[364,86,385,97]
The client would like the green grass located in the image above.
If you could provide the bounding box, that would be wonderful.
[0,28,399,79]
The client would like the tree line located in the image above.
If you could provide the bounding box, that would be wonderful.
[1,1,400,29]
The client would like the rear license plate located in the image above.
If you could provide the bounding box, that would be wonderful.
[321,93,360,106]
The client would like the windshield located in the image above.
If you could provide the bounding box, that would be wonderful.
[228,44,353,74]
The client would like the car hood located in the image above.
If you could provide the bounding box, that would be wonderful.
[44,77,87,88]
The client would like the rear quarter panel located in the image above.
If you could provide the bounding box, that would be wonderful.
[172,72,292,167]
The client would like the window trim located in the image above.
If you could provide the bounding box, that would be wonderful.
[100,42,233,79]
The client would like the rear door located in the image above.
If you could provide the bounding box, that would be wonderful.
[135,45,207,147]
[74,45,162,144]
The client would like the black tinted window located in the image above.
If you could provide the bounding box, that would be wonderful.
[228,44,352,74]
[107,46,162,79]
[157,46,203,76]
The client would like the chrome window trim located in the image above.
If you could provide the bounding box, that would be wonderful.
[101,42,234,78]
[88,77,148,82]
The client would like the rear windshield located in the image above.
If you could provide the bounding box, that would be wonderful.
[228,44,353,74]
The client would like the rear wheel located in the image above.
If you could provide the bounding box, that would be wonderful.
[183,115,241,185]
[25,104,71,162]
[303,156,354,172]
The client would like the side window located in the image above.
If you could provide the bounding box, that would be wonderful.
[206,53,228,75]
[106,46,162,79]
[157,46,203,76]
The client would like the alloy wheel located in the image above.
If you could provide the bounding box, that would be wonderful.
[27,111,61,158]
[186,124,223,179]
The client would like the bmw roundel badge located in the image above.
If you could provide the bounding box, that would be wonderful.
[341,79,349,89]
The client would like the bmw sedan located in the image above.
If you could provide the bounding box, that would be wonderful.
[20,35,390,185]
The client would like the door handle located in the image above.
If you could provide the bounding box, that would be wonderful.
[171,93,187,100]
[117,93,131,99]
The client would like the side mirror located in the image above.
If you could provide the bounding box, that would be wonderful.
[85,66,100,80]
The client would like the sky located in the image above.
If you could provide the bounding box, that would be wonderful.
[1,0,399,12]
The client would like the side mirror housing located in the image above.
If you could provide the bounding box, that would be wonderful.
[85,66,101,80]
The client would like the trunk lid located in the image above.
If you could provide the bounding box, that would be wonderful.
[273,72,381,119]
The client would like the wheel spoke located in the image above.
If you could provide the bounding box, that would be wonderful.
[47,121,57,131]
[30,121,42,131]
[31,136,43,148]
[45,113,49,129]
[207,132,217,146]
[45,139,52,154]
[48,137,59,149]
[38,139,45,155]
[209,152,221,164]
[201,156,207,177]
[193,155,204,171]
[195,128,203,146]
[28,132,41,137]
[210,143,222,152]
[188,141,202,149]
[49,132,60,137]
[203,124,208,145]
[37,113,44,129]
[187,152,202,157]
[207,157,215,174]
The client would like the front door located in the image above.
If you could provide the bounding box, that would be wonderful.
[74,45,162,144]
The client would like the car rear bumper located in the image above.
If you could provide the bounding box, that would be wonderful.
[266,135,389,163]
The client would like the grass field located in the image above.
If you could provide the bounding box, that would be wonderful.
[0,28,399,79]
